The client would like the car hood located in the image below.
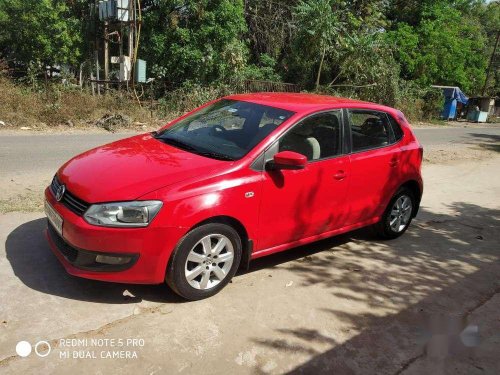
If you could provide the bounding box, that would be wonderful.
[58,134,230,203]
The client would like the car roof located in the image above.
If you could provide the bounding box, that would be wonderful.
[224,92,377,113]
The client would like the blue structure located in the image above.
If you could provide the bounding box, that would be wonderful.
[432,86,468,120]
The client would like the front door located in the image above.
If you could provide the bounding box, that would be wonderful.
[256,110,350,252]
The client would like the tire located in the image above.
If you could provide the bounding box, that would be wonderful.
[374,187,416,239]
[166,223,242,300]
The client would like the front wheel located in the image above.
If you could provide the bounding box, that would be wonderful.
[374,187,415,239]
[166,223,242,300]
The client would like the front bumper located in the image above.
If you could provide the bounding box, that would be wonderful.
[46,224,139,272]
[44,187,186,284]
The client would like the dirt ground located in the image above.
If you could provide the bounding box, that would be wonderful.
[0,133,499,374]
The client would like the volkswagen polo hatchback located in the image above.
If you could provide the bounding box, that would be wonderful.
[45,93,423,300]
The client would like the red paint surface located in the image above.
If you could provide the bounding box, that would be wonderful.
[46,93,423,284]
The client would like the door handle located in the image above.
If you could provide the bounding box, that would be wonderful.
[389,158,399,167]
[334,170,347,180]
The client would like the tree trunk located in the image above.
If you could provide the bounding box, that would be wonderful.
[482,30,500,96]
[315,46,326,91]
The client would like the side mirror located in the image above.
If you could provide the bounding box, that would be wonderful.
[267,151,307,170]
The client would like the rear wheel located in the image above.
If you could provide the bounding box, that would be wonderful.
[166,223,242,300]
[374,187,415,239]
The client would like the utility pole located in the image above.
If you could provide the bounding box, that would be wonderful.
[482,30,500,96]
[104,20,109,92]
[128,0,135,83]
[95,47,100,96]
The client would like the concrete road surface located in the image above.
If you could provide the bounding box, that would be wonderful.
[0,126,499,374]
[1,126,499,179]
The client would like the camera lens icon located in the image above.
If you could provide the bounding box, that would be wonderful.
[15,341,31,357]
[16,341,51,358]
[35,341,51,357]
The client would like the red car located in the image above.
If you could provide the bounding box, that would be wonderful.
[45,93,423,300]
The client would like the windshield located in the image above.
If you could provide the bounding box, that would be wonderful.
[154,99,294,160]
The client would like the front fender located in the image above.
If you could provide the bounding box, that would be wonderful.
[141,170,263,243]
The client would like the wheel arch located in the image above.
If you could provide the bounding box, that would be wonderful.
[191,215,252,270]
[399,180,422,217]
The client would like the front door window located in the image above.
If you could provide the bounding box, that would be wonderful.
[278,111,342,161]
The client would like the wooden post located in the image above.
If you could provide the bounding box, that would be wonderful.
[90,72,95,96]
[79,63,83,89]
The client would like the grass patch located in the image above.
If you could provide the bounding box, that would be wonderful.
[0,77,153,129]
[0,192,44,213]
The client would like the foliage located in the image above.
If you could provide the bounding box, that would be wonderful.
[157,81,231,117]
[0,77,149,127]
[421,88,445,120]
[289,0,347,89]
[244,0,296,65]
[477,1,500,95]
[140,0,248,86]
[0,0,498,122]
[326,34,401,106]
[386,1,488,94]
[0,0,82,66]
[235,54,282,82]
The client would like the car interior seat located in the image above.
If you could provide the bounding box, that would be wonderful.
[313,117,340,158]
[360,117,389,147]
[280,125,320,160]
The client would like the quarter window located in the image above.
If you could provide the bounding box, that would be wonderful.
[348,110,392,152]
[279,111,342,161]
[387,114,404,141]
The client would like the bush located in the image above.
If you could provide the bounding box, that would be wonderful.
[0,77,149,128]
[421,88,444,120]
[394,80,425,122]
[156,82,232,118]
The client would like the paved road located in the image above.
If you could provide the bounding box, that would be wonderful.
[0,127,499,373]
[413,126,500,146]
[1,153,499,373]
[0,133,126,176]
[1,127,499,176]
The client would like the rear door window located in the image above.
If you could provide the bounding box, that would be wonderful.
[348,110,393,152]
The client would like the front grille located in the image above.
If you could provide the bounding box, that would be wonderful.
[50,175,90,216]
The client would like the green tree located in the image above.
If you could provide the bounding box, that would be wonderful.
[140,0,248,86]
[331,34,401,106]
[244,0,296,70]
[0,0,82,66]
[291,0,345,89]
[386,1,487,93]
[477,1,500,95]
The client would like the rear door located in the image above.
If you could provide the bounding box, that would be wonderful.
[345,109,402,225]
[256,110,351,251]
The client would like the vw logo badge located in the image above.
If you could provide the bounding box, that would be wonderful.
[56,184,66,202]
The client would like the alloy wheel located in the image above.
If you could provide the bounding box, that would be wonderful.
[389,195,413,233]
[184,234,234,290]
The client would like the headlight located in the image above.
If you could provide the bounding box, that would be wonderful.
[84,201,163,227]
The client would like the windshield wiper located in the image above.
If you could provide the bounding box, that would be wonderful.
[154,134,234,160]
[197,152,235,161]
[155,136,197,151]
